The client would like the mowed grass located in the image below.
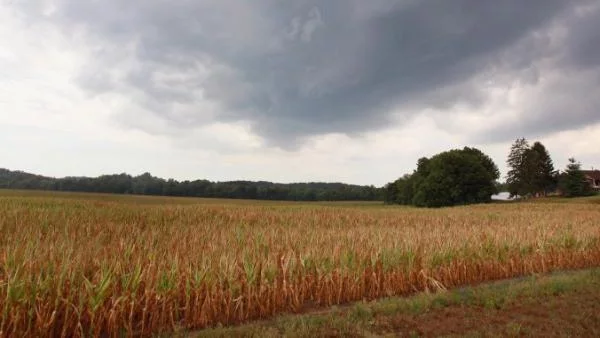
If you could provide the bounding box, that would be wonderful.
[1,190,599,336]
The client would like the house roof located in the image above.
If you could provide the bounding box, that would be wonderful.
[582,170,600,180]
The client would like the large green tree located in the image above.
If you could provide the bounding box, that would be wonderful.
[386,147,499,208]
[412,149,499,207]
[462,147,501,181]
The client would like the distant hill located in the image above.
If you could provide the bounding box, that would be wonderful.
[0,168,383,202]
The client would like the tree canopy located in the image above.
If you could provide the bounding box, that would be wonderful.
[385,147,500,208]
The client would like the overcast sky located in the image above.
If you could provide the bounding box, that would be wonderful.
[2,0,600,186]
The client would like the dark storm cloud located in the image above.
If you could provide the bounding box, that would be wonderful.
[560,3,600,69]
[15,0,600,146]
[474,1,600,143]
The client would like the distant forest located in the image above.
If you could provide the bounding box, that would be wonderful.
[0,168,383,201]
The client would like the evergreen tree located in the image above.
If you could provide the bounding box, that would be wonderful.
[559,158,593,197]
[528,142,556,196]
[506,138,530,198]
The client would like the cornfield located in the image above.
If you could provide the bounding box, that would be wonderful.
[1,191,599,337]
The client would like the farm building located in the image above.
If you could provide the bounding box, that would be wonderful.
[582,170,600,190]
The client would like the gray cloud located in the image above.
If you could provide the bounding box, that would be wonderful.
[15,0,600,147]
[560,3,600,69]
[473,1,600,143]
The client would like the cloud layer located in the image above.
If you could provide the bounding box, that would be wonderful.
[12,0,600,147]
[3,1,600,186]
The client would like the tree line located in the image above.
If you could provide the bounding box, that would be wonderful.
[385,138,596,207]
[0,169,383,201]
[506,138,595,198]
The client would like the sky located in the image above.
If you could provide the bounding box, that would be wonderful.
[1,0,600,186]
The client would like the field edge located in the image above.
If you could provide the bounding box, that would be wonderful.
[191,267,600,337]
